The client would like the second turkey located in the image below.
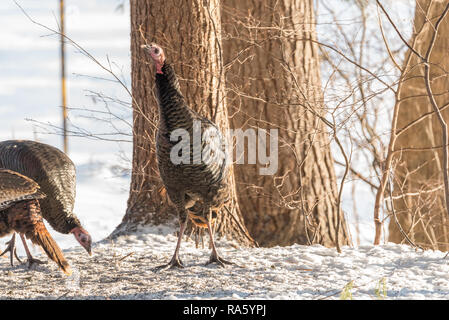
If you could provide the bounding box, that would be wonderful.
[0,140,92,266]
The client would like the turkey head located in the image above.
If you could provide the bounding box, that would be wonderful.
[141,43,165,74]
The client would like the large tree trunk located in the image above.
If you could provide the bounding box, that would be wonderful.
[113,0,253,245]
[222,0,350,247]
[389,0,449,250]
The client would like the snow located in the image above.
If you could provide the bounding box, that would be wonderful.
[0,230,448,299]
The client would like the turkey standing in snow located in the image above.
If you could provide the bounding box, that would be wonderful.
[0,140,91,265]
[0,169,72,275]
[141,43,232,269]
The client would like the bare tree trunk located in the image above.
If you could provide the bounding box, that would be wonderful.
[113,0,252,245]
[389,0,449,250]
[222,0,350,247]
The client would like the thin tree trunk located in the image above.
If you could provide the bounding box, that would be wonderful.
[113,0,252,245]
[222,0,350,247]
[60,0,68,154]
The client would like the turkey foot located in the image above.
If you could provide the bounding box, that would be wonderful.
[25,257,46,269]
[0,233,22,266]
[153,255,185,272]
[205,220,233,267]
[205,252,233,268]
[20,234,46,269]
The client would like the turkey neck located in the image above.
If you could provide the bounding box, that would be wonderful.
[155,63,195,133]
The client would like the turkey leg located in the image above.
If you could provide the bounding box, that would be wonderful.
[153,218,187,271]
[20,234,46,268]
[205,215,233,267]
[0,233,22,266]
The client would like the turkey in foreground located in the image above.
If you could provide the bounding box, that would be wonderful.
[0,140,91,264]
[141,43,232,269]
[0,169,72,275]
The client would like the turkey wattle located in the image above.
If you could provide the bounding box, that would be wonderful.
[141,43,232,269]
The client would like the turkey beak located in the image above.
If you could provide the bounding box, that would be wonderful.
[78,239,92,256]
[140,44,156,53]
[85,239,92,256]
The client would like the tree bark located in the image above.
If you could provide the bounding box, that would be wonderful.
[222,0,350,247]
[113,0,253,245]
[389,0,449,250]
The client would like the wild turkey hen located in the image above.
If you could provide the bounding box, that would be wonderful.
[0,169,72,275]
[0,140,91,265]
[141,43,232,269]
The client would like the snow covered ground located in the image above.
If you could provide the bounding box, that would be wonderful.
[0,228,448,300]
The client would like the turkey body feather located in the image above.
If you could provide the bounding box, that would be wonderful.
[0,140,80,234]
[0,169,44,211]
[155,63,229,221]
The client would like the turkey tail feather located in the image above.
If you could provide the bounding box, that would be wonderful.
[29,229,72,276]
[5,199,72,275]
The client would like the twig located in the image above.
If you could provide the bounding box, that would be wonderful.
[118,252,135,262]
